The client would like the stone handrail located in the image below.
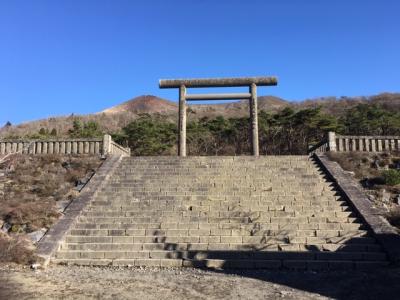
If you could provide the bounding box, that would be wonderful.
[0,141,35,164]
[0,138,103,156]
[110,141,131,156]
[309,132,400,153]
[308,138,328,154]
[331,133,400,152]
[102,135,130,157]
[0,134,130,157]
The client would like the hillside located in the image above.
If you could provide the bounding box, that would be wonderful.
[1,93,399,139]
[101,95,178,115]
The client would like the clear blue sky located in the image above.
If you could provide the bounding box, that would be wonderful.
[1,0,399,125]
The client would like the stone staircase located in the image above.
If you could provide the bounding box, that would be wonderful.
[54,156,388,270]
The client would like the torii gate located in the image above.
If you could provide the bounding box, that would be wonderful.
[159,76,278,156]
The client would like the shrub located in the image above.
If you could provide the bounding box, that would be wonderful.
[382,169,400,186]
[39,128,48,135]
[0,233,36,264]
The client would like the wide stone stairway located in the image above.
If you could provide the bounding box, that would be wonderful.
[55,156,388,270]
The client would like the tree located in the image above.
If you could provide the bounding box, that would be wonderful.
[115,116,177,155]
[111,102,397,156]
[39,128,48,136]
[68,119,103,138]
[342,104,400,136]
[50,128,57,136]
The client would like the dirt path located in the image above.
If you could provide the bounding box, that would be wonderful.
[1,264,399,300]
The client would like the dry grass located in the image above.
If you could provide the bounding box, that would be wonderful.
[326,152,382,178]
[0,232,36,264]
[327,151,400,229]
[0,154,102,232]
[327,151,400,181]
[0,154,102,264]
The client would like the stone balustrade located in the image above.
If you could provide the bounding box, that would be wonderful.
[333,134,400,152]
[0,134,130,157]
[309,132,400,153]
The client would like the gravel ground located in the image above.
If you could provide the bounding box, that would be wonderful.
[1,264,400,300]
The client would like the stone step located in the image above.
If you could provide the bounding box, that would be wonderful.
[105,183,328,188]
[111,176,321,179]
[119,163,315,165]
[114,168,320,172]
[97,191,332,196]
[109,177,327,182]
[52,258,388,270]
[114,163,316,166]
[113,171,324,174]
[91,197,345,204]
[89,199,346,207]
[64,235,371,244]
[92,199,344,206]
[73,222,366,231]
[118,165,315,168]
[111,171,320,175]
[63,236,373,246]
[63,234,377,245]
[77,216,361,224]
[68,228,368,238]
[80,211,355,219]
[111,175,320,178]
[60,242,382,252]
[85,207,351,213]
[55,250,386,262]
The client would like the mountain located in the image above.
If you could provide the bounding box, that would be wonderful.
[101,95,178,115]
[99,95,289,119]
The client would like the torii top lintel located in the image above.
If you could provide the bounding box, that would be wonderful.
[159,76,278,88]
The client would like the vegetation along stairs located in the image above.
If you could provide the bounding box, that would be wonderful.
[54,156,388,270]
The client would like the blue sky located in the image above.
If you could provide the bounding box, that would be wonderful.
[1,0,399,125]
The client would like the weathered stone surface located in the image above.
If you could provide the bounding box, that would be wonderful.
[27,228,47,244]
[315,153,400,264]
[56,200,72,213]
[54,156,388,269]
[1,222,11,233]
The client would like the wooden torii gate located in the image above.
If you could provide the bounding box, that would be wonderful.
[159,76,278,156]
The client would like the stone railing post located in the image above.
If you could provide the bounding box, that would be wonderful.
[103,134,112,156]
[328,131,336,152]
